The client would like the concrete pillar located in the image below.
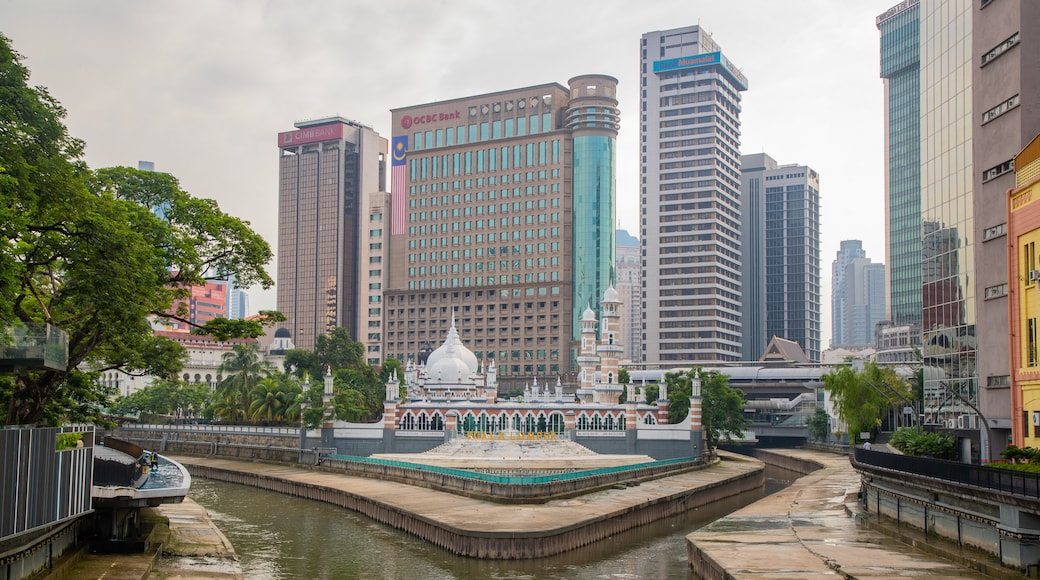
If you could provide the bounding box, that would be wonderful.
[444,411,459,441]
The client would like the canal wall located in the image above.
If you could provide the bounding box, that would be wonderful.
[853,450,1040,573]
[177,454,764,559]
[735,447,825,476]
[687,449,1008,579]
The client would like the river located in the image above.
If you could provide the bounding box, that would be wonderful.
[188,464,799,579]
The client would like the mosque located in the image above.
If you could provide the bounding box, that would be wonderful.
[372,287,704,459]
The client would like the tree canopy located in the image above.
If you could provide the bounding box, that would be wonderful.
[660,368,749,450]
[0,35,276,425]
[822,361,912,442]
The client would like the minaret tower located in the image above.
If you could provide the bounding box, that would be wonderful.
[576,305,599,400]
[593,287,624,404]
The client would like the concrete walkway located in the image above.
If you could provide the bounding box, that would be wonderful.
[687,449,1000,579]
[149,499,242,579]
[57,498,241,580]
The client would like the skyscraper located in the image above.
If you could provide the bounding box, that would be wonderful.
[739,153,821,362]
[382,77,619,386]
[918,0,975,441]
[877,0,922,329]
[841,258,887,346]
[276,117,388,354]
[973,0,1040,456]
[831,240,867,347]
[615,229,642,362]
[640,25,748,364]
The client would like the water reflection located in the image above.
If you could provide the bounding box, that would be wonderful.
[189,464,798,579]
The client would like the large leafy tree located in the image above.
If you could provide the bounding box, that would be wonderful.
[661,368,749,450]
[0,35,276,425]
[823,361,912,442]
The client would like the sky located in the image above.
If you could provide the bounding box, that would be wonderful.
[2,0,899,348]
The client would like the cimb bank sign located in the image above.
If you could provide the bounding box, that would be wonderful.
[278,123,345,147]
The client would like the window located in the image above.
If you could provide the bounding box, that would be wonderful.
[983,159,1014,182]
[983,223,1007,242]
[982,94,1020,125]
[981,32,1019,66]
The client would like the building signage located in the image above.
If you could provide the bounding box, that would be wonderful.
[653,52,720,73]
[653,51,748,90]
[400,110,461,130]
[277,123,344,147]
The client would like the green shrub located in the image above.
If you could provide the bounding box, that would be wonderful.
[55,432,82,451]
[888,427,957,460]
[1000,445,1040,464]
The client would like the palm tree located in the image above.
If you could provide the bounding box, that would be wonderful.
[249,378,286,422]
[218,342,269,421]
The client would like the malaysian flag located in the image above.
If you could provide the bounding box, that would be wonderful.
[390,135,408,236]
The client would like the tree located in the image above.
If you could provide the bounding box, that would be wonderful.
[661,369,749,450]
[807,406,831,442]
[0,35,277,425]
[217,342,270,421]
[822,362,911,443]
[110,378,210,420]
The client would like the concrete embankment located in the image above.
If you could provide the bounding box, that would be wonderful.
[170,453,764,560]
[686,449,1000,579]
[52,498,241,580]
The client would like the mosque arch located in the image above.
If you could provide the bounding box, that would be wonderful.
[548,412,564,433]
[400,414,416,430]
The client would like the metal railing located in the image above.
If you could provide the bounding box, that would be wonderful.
[0,426,94,543]
[125,424,300,435]
[325,453,696,486]
[853,447,1040,499]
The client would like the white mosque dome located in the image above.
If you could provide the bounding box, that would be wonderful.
[428,355,473,385]
[582,305,597,322]
[602,285,619,303]
[424,311,479,376]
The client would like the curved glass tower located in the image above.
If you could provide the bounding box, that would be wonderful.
[567,75,619,340]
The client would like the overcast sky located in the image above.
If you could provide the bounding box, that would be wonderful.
[2,0,899,348]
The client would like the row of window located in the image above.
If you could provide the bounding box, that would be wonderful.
[410,115,555,151]
[409,141,561,180]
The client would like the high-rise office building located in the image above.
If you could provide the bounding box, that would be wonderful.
[917,0,976,441]
[973,0,1040,455]
[739,153,821,362]
[616,229,642,362]
[831,240,868,347]
[382,77,619,385]
[276,117,388,355]
[877,1,922,329]
[841,258,887,346]
[640,25,748,364]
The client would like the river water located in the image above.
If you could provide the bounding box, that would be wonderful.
[188,465,798,579]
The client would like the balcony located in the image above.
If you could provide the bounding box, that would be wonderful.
[0,322,68,372]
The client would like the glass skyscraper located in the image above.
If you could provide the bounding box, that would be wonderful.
[918,0,976,439]
[640,25,748,364]
[878,0,922,329]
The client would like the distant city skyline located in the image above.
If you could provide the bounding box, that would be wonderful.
[1,1,900,348]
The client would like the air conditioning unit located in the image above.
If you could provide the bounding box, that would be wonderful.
[947,418,956,429]
[1030,269,1040,282]
[957,415,965,429]
[1032,411,1039,426]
